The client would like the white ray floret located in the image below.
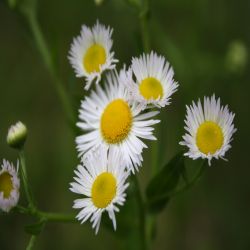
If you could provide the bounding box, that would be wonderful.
[70,147,129,234]
[180,95,236,165]
[76,71,160,173]
[0,159,20,212]
[124,51,178,108]
[68,20,118,90]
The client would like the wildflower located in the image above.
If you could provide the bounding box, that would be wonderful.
[70,147,129,234]
[68,21,118,90]
[0,160,20,212]
[180,95,236,165]
[125,51,178,108]
[76,71,160,172]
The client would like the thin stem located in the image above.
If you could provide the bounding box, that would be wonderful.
[17,205,76,223]
[26,235,37,250]
[132,175,147,250]
[139,0,150,52]
[21,11,75,127]
[19,150,35,209]
[37,211,76,223]
[139,1,156,248]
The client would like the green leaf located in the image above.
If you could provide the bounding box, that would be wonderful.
[25,220,46,235]
[146,152,185,213]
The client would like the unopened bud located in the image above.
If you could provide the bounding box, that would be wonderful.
[7,121,27,149]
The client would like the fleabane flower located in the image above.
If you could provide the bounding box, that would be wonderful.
[0,160,20,212]
[68,20,118,90]
[180,95,236,165]
[70,147,129,234]
[76,71,160,173]
[124,51,178,108]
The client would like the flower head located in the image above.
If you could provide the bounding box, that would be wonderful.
[68,20,118,90]
[7,121,27,149]
[124,51,178,109]
[70,147,129,234]
[180,95,236,165]
[76,71,160,173]
[0,160,20,212]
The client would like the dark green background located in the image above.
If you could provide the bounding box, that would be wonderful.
[0,0,249,249]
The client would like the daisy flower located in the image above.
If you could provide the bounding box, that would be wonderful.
[76,71,160,173]
[0,159,20,212]
[70,147,129,234]
[180,95,236,165]
[68,20,118,90]
[125,51,178,108]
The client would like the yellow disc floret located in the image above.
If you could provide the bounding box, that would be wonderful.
[91,172,117,208]
[196,121,224,155]
[0,172,13,198]
[139,77,163,100]
[101,99,132,144]
[83,44,106,73]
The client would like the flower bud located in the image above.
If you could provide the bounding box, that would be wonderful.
[7,121,27,149]
[225,40,248,73]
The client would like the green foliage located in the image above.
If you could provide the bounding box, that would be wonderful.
[146,152,185,213]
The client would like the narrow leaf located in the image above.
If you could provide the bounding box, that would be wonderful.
[146,152,185,213]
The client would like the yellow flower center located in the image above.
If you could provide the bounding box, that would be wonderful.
[139,77,163,100]
[196,121,224,155]
[0,172,13,198]
[83,44,106,73]
[101,99,132,144]
[91,172,117,208]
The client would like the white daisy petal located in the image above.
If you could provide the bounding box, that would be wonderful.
[0,160,20,212]
[122,51,178,108]
[180,95,236,165]
[68,20,118,90]
[70,147,129,233]
[75,70,159,172]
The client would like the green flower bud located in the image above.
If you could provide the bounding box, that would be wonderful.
[225,40,248,74]
[7,122,27,149]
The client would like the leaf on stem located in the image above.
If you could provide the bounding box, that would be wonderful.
[146,152,185,213]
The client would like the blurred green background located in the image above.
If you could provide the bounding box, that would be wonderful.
[0,0,249,249]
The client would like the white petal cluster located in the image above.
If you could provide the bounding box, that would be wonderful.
[0,160,20,212]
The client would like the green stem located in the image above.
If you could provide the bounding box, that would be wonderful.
[133,175,147,250]
[139,1,156,248]
[26,235,37,250]
[139,0,150,52]
[19,150,35,209]
[37,211,76,223]
[21,10,75,127]
[17,205,76,223]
